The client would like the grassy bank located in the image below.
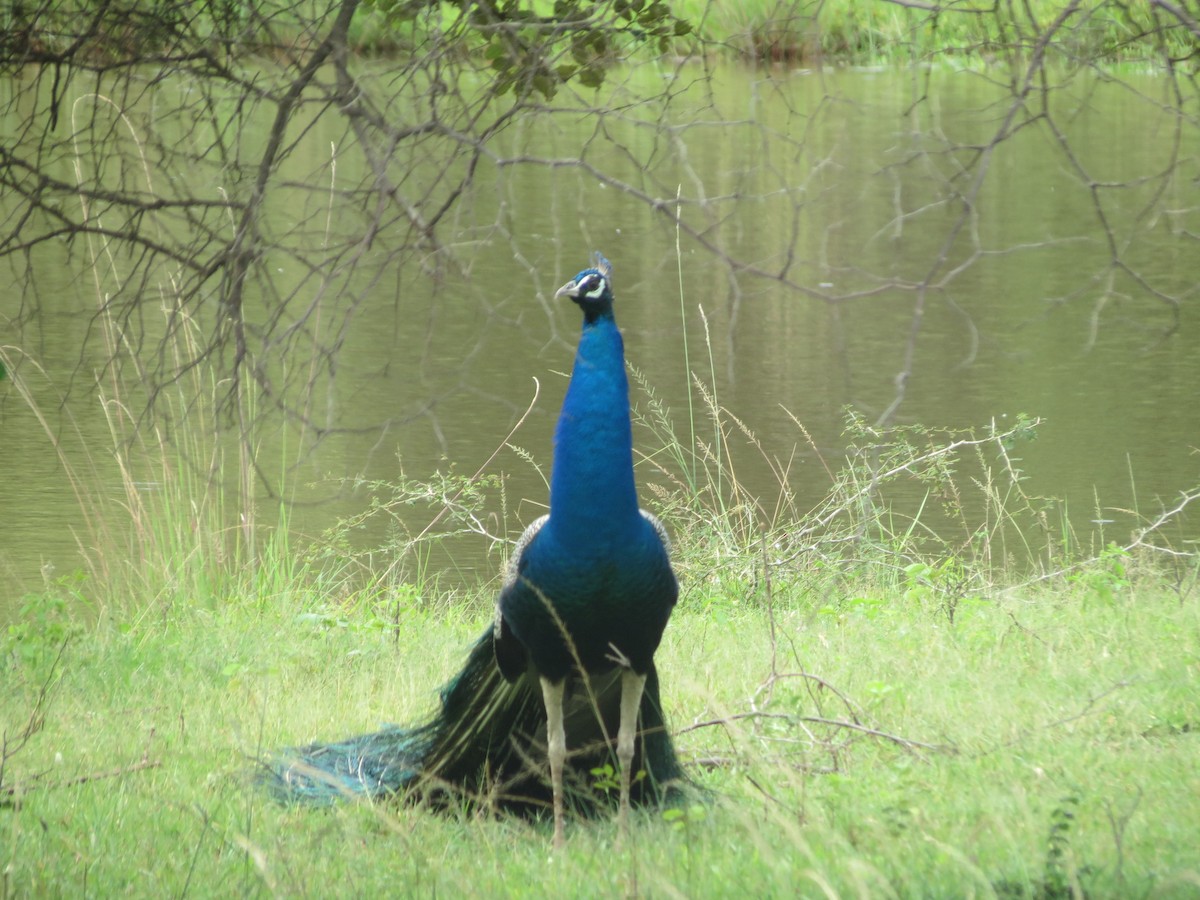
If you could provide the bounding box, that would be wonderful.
[4,523,1199,895]
[4,0,1193,70]
[679,0,1197,66]
[332,0,1200,67]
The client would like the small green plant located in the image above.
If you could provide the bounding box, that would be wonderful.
[590,763,646,796]
[661,803,707,831]
[903,558,972,622]
[1068,542,1131,605]
[846,596,885,620]
[994,794,1091,899]
[1043,795,1083,899]
[590,762,619,793]
[3,582,85,675]
[902,562,936,605]
[864,679,900,710]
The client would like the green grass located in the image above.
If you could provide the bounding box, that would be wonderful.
[4,524,1199,896]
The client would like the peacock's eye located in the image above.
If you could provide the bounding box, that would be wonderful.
[580,275,607,300]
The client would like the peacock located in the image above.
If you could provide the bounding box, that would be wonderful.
[264,253,684,845]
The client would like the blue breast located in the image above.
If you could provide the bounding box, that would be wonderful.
[500,309,676,680]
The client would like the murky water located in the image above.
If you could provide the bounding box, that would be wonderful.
[3,65,1198,615]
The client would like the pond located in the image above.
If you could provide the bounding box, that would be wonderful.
[2,63,1197,617]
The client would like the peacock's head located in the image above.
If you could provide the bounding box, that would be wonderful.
[555,252,614,318]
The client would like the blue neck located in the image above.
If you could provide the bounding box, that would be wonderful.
[547,314,640,546]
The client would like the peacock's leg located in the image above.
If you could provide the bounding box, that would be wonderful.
[617,669,647,835]
[541,676,567,849]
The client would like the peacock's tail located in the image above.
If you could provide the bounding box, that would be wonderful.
[260,724,422,806]
[261,628,686,814]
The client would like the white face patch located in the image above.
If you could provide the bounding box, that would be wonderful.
[581,274,607,299]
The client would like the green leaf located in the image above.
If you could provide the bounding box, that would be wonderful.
[532,72,556,99]
[578,66,606,88]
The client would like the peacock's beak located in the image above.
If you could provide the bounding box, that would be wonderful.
[554,279,578,300]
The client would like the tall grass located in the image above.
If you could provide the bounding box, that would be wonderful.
[0,91,294,621]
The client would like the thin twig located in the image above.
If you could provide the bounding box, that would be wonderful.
[382,376,542,604]
[1,638,70,792]
[678,710,952,755]
[1,757,161,801]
